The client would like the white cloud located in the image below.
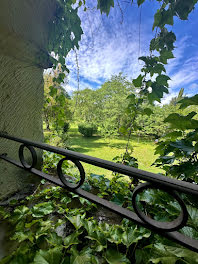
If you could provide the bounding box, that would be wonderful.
[63,2,198,99]
[65,3,152,92]
[167,37,198,93]
[168,56,198,90]
[160,92,178,105]
[189,83,198,91]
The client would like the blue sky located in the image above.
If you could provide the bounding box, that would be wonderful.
[65,1,198,104]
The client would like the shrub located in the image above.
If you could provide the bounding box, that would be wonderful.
[78,123,97,137]
[63,122,70,133]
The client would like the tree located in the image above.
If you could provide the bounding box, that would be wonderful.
[72,88,97,124]
[43,70,72,133]
[96,74,134,136]
[135,104,178,138]
[72,73,134,137]
[170,88,185,106]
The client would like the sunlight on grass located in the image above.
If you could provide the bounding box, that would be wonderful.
[65,125,163,177]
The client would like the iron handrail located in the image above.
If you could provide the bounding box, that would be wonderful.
[0,133,198,252]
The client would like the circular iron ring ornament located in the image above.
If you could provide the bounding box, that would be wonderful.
[132,182,188,232]
[19,144,37,169]
[57,157,85,190]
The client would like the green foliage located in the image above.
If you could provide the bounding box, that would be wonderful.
[113,150,138,169]
[43,72,72,134]
[1,170,198,263]
[47,0,116,84]
[153,98,198,182]
[73,74,133,138]
[129,0,197,104]
[164,112,198,130]
[97,0,114,15]
[179,94,198,109]
[135,104,177,138]
[78,123,97,137]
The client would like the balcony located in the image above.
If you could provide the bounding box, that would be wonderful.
[0,132,198,254]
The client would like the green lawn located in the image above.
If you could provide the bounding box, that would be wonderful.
[63,125,163,177]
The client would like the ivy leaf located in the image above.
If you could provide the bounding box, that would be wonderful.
[47,232,63,246]
[31,202,54,218]
[70,247,92,264]
[12,206,29,222]
[64,231,82,248]
[105,248,130,264]
[3,254,33,264]
[133,74,144,87]
[66,214,85,230]
[150,256,178,264]
[179,94,198,109]
[122,227,151,248]
[11,231,34,243]
[150,244,198,264]
[108,227,123,245]
[33,247,63,264]
[86,230,107,248]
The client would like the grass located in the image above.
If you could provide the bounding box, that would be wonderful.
[62,125,164,177]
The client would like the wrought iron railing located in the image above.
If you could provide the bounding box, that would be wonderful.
[0,133,198,252]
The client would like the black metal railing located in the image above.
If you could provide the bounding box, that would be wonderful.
[0,133,198,252]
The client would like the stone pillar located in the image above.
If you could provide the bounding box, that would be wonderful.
[0,0,57,200]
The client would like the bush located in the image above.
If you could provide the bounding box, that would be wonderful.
[78,123,97,137]
[63,122,70,133]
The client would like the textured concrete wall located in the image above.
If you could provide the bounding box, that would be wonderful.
[0,0,57,200]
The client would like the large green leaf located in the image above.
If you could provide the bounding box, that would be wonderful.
[133,74,144,87]
[33,247,63,264]
[179,94,198,109]
[159,50,174,64]
[164,112,198,130]
[70,247,92,264]
[169,140,194,154]
[66,214,85,230]
[122,226,151,248]
[105,248,130,264]
[64,231,82,248]
[150,243,198,264]
[156,75,170,87]
[12,206,29,222]
[137,0,145,6]
[174,0,198,20]
[107,227,123,245]
[163,131,182,140]
[97,0,114,15]
[31,202,54,218]
[11,230,34,243]
[153,8,174,30]
[148,82,168,103]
